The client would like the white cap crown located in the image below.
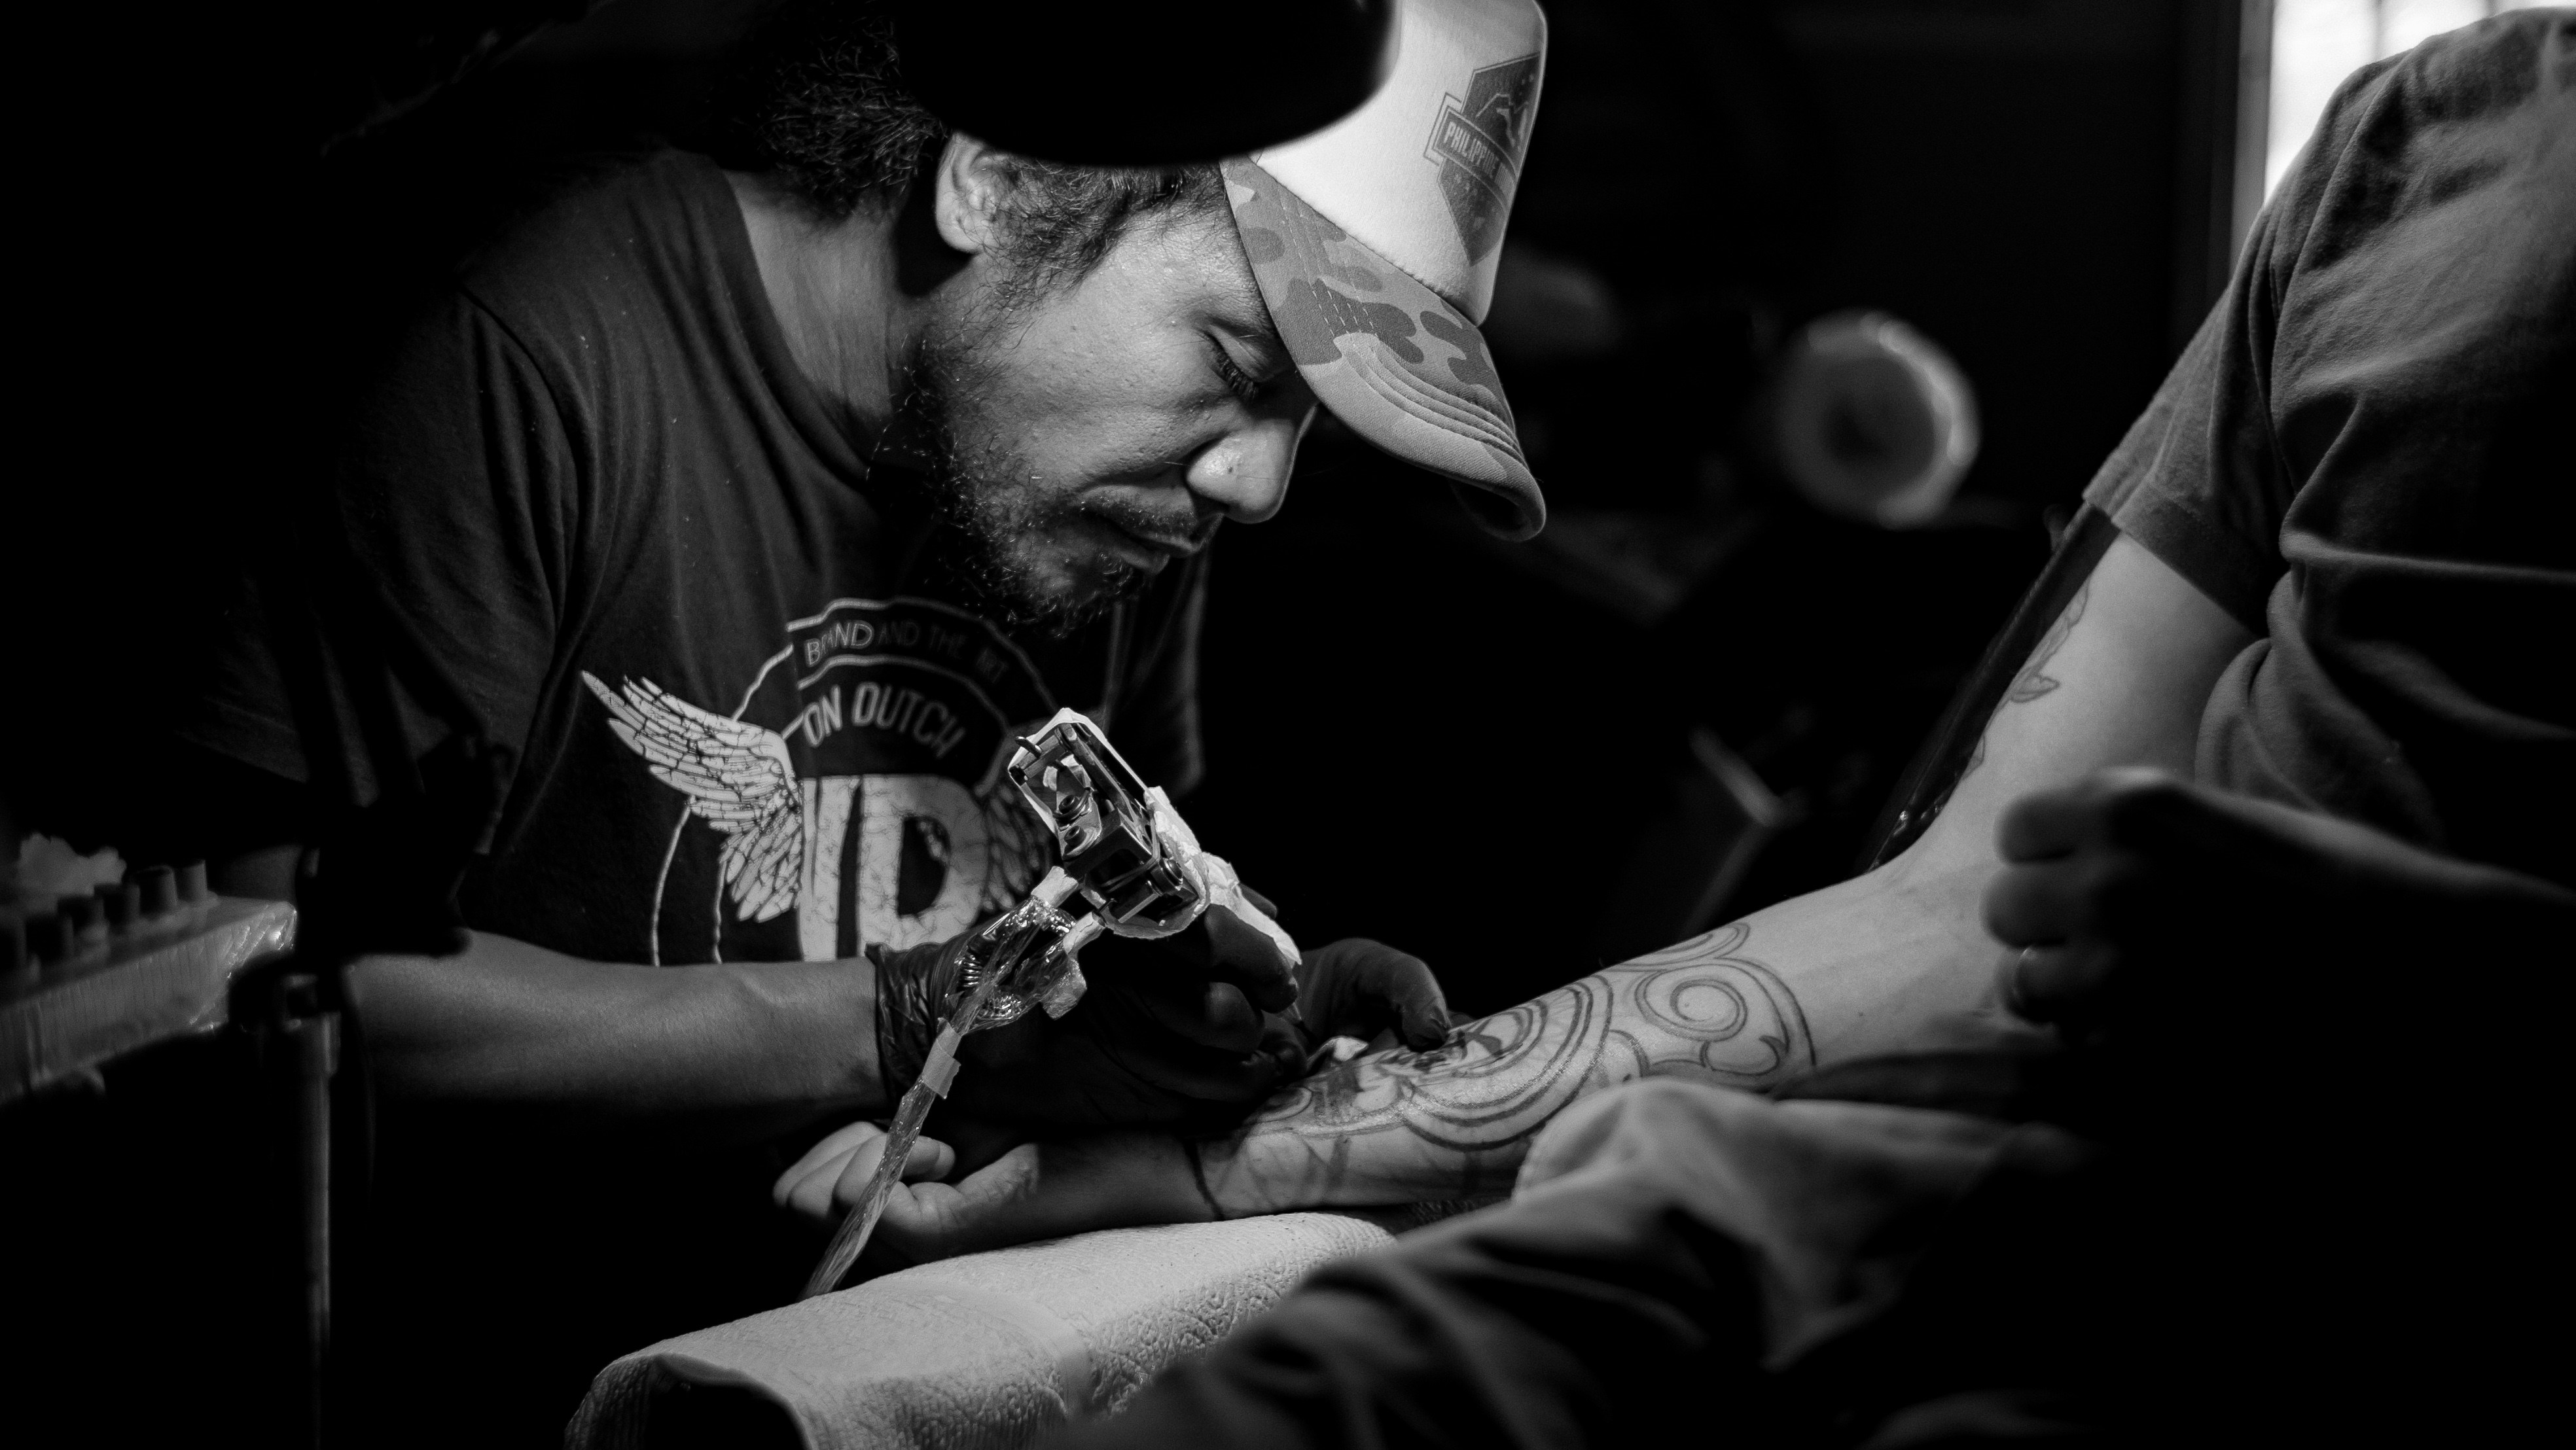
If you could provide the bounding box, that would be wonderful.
[1253,0,1547,323]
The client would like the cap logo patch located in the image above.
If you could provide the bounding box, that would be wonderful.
[1425,54,1539,263]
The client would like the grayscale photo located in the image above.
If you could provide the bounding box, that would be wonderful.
[6,1,2568,1444]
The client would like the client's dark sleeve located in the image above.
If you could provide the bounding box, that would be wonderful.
[1058,1160,1765,1449]
[1056,1081,2037,1450]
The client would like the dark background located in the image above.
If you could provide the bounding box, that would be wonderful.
[7,0,2260,1015]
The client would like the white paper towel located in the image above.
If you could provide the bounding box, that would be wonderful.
[569,1211,1433,1450]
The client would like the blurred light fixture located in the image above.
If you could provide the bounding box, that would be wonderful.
[1764,311,1978,530]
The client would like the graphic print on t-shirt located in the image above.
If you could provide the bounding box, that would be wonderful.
[582,597,1057,965]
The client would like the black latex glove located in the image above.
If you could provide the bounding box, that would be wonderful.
[1283,937,1452,1054]
[1165,887,1450,1054]
[872,902,1304,1139]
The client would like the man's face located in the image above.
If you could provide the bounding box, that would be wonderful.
[913,207,1317,626]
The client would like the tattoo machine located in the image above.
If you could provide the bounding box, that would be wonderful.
[802,707,1297,1298]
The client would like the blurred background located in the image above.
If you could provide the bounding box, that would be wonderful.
[9,0,2545,1016]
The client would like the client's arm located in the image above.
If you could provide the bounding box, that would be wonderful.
[783,925,1904,1252]
[785,533,2257,1249]
[1231,529,2261,1208]
[1196,923,1806,1211]
[1726,531,2252,1063]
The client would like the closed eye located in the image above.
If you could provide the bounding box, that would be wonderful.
[1205,336,1265,404]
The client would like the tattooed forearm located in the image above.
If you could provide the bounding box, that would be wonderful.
[1956,576,2091,785]
[1194,921,1815,1213]
[2004,576,2089,703]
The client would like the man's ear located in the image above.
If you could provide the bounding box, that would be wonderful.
[931,134,1014,256]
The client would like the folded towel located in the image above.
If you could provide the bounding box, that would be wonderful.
[569,1211,1442,1450]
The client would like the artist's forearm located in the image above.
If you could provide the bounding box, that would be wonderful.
[348,930,884,1134]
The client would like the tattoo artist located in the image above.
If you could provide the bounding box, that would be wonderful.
[179,0,1519,1436]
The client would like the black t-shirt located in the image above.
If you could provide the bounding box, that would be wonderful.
[2086,10,2573,887]
[192,150,1208,966]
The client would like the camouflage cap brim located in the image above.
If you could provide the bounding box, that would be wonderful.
[1225,158,1545,541]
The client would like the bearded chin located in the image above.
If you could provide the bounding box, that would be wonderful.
[895,337,1152,637]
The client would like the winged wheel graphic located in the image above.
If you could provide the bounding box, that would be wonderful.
[581,673,804,922]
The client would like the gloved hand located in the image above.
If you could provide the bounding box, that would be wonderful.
[871,885,1456,1136]
[782,937,1454,1248]
[1194,885,1450,1053]
[870,900,1306,1137]
[1281,936,1452,1055]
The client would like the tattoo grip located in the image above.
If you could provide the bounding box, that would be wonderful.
[801,1076,942,1300]
[806,891,1096,1299]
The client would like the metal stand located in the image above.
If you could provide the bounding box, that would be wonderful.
[240,963,343,1449]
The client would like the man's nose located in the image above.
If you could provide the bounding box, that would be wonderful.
[1184,410,1309,523]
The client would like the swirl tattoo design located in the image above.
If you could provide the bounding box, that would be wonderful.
[1198,921,1816,1213]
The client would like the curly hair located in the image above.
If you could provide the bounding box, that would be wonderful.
[719,0,1226,294]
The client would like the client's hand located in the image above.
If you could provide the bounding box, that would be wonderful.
[1983,767,2573,1036]
[774,1119,1209,1267]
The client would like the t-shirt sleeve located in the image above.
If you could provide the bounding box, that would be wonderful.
[181,292,577,808]
[2088,13,2575,884]
[2080,200,2300,633]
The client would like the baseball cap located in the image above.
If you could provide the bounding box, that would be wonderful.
[1226,0,1548,540]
